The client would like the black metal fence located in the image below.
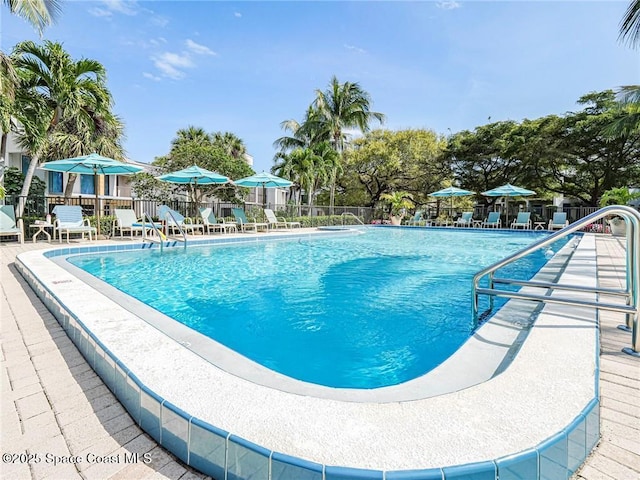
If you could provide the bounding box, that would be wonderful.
[4,194,375,223]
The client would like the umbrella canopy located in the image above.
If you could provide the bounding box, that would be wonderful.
[234,171,293,188]
[41,153,143,236]
[234,172,293,208]
[430,186,475,198]
[430,186,475,218]
[481,183,536,226]
[157,165,231,185]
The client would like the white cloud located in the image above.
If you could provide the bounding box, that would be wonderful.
[234,12,242,18]
[150,16,169,28]
[437,1,460,10]
[88,7,113,18]
[143,72,161,82]
[185,39,216,56]
[344,44,367,54]
[101,0,139,16]
[151,52,194,80]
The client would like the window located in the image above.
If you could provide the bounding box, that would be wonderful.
[48,171,63,194]
[21,155,30,174]
[80,174,95,194]
[104,176,110,196]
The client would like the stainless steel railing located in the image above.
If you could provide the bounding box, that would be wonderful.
[341,212,365,226]
[472,205,640,356]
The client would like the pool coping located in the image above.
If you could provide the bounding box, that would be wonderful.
[15,229,601,478]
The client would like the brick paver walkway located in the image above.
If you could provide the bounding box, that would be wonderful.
[1,241,210,480]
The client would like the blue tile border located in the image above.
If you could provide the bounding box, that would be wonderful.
[14,237,601,480]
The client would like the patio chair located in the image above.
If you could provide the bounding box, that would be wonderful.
[199,207,237,234]
[406,211,425,226]
[454,212,473,227]
[482,212,501,228]
[548,212,569,231]
[52,205,97,243]
[231,208,268,233]
[510,212,532,230]
[113,209,143,239]
[0,205,24,244]
[264,208,301,230]
[158,205,203,236]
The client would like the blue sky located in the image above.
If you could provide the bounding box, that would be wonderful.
[2,1,638,173]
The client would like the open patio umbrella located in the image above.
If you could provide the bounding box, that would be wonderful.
[157,165,231,218]
[41,153,144,236]
[481,183,536,226]
[234,171,293,208]
[430,186,475,217]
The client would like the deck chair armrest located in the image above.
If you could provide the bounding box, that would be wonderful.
[83,218,92,227]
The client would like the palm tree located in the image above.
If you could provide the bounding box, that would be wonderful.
[212,131,247,160]
[3,0,62,35]
[313,76,385,153]
[313,76,385,211]
[171,126,210,150]
[608,1,640,137]
[620,0,640,47]
[12,40,114,216]
[0,52,19,176]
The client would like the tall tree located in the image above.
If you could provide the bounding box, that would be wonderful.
[212,131,247,160]
[619,0,640,47]
[0,52,19,176]
[313,76,385,210]
[341,129,446,208]
[3,0,62,35]
[12,40,114,216]
[611,1,640,137]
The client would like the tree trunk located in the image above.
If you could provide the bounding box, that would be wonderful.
[0,133,7,184]
[16,152,41,218]
[64,173,77,197]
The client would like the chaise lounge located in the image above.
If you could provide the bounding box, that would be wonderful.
[53,205,96,243]
[0,205,24,244]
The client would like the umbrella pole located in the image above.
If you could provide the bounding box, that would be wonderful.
[94,172,101,237]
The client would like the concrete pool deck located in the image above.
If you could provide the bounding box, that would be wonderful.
[1,230,639,478]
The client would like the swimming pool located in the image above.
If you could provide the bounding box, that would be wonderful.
[16,229,599,478]
[66,228,561,388]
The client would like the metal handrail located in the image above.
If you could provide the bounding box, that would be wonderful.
[472,205,639,356]
[140,212,166,251]
[341,212,365,226]
[163,210,187,250]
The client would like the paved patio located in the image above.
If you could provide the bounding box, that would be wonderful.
[1,234,638,479]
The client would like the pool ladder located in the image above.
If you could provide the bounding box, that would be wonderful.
[140,212,187,252]
[341,212,365,226]
[472,205,640,357]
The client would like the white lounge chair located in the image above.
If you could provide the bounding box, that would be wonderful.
[548,212,569,230]
[454,212,473,227]
[510,212,532,229]
[406,211,425,226]
[158,205,203,235]
[0,205,24,244]
[482,212,501,228]
[53,205,96,243]
[264,208,301,230]
[113,209,143,239]
[199,207,237,234]
[232,208,268,233]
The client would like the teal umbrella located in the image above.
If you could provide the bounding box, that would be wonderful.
[157,165,231,185]
[41,153,144,235]
[234,172,293,208]
[430,186,475,216]
[482,183,536,226]
[158,165,231,218]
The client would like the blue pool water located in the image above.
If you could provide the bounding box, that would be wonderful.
[68,228,560,389]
